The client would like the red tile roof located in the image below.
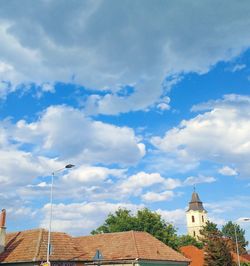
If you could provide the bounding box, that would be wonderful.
[0,229,81,263]
[0,230,189,264]
[242,254,250,261]
[180,246,204,266]
[231,252,250,263]
[180,245,250,266]
[75,231,189,263]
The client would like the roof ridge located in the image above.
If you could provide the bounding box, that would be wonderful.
[131,231,139,258]
[74,230,136,239]
[7,228,45,235]
[33,228,44,261]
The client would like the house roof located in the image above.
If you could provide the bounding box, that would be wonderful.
[0,230,189,264]
[180,245,250,266]
[180,246,204,266]
[231,252,250,263]
[75,231,189,263]
[187,192,206,212]
[0,229,82,263]
[242,254,250,261]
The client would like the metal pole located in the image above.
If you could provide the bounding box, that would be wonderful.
[45,164,75,265]
[234,223,241,266]
[47,172,54,263]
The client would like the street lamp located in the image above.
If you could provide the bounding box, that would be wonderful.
[234,218,250,266]
[46,164,75,264]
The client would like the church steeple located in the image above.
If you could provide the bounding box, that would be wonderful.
[187,190,206,212]
[186,189,207,239]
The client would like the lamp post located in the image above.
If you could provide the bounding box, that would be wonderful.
[234,223,241,266]
[46,164,75,264]
[234,218,250,266]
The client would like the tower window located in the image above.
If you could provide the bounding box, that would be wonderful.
[202,215,204,222]
[193,231,196,237]
[192,215,195,223]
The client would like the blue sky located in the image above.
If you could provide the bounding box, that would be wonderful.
[1,0,250,242]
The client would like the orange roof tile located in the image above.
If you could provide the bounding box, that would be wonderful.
[231,252,250,263]
[0,229,81,263]
[74,231,189,263]
[180,245,250,266]
[242,254,250,261]
[0,229,189,264]
[180,246,204,266]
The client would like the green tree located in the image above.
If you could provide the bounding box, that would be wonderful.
[91,209,137,234]
[177,234,203,249]
[91,208,179,250]
[200,221,234,266]
[222,221,248,255]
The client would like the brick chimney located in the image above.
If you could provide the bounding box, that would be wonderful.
[0,209,6,253]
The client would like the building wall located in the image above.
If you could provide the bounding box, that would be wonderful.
[1,261,188,266]
[186,210,207,239]
[1,261,82,266]
[1,263,34,266]
[139,261,188,266]
[84,261,188,266]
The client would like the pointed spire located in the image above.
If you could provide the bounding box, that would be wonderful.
[187,190,206,212]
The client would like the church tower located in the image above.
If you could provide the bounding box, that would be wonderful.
[186,189,207,239]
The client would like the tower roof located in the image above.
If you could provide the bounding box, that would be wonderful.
[187,191,206,212]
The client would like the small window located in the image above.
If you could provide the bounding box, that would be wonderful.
[193,231,196,237]
[192,215,195,223]
[202,215,204,222]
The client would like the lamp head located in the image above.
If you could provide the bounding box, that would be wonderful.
[65,164,75,169]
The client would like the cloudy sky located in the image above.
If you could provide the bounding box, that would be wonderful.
[1,0,250,240]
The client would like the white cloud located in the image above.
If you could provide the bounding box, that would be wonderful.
[0,104,146,208]
[40,201,144,235]
[203,196,250,230]
[191,94,250,112]
[164,178,182,190]
[156,103,170,111]
[19,164,128,203]
[218,166,238,176]
[156,96,171,111]
[184,175,216,186]
[12,105,145,165]
[0,147,64,228]
[205,196,250,215]
[41,83,55,93]
[156,208,186,226]
[209,216,226,226]
[231,64,246,72]
[0,2,250,112]
[142,191,174,202]
[151,94,250,177]
[118,172,165,196]
[0,149,55,188]
[63,165,126,184]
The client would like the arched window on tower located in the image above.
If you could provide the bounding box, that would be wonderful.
[193,231,196,237]
[192,215,195,223]
[202,215,204,222]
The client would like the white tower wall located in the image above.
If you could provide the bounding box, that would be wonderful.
[186,209,207,239]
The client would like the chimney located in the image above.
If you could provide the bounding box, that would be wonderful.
[0,209,6,253]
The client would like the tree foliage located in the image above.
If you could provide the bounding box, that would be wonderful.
[91,208,179,250]
[222,221,248,255]
[177,234,203,249]
[200,221,234,266]
[91,209,137,233]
